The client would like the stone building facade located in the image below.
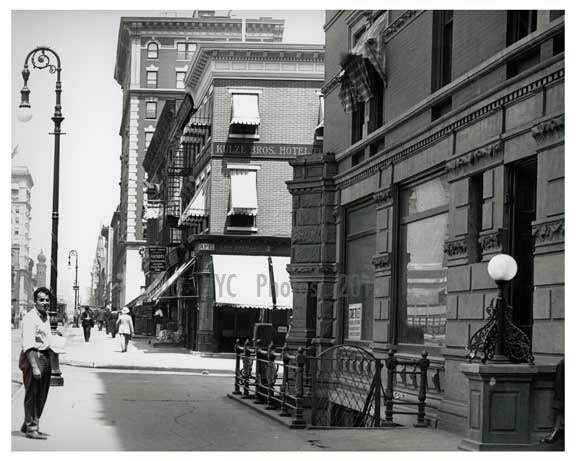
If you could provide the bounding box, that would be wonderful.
[287,10,564,448]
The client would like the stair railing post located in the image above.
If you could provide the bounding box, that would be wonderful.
[292,346,306,428]
[374,359,382,427]
[233,338,241,395]
[279,343,290,417]
[242,338,251,399]
[266,341,276,410]
[383,349,397,426]
[415,350,430,427]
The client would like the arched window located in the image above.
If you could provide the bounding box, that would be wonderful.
[147,42,159,59]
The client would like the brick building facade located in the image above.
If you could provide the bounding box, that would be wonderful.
[136,41,324,351]
[287,10,564,448]
[113,13,285,311]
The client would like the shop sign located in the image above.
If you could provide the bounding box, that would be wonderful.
[348,303,362,340]
[147,247,167,273]
[197,243,215,252]
[213,142,323,158]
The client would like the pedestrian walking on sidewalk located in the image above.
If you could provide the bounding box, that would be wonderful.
[80,306,95,342]
[18,287,53,440]
[116,307,134,352]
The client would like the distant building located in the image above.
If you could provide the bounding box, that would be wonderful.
[11,165,34,324]
[112,12,286,310]
[90,225,109,307]
[35,250,47,288]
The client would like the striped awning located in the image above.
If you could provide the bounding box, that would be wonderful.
[228,169,258,216]
[152,258,196,303]
[230,94,260,125]
[179,180,208,226]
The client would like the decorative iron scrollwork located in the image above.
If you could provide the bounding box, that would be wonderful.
[466,299,534,364]
[29,48,58,73]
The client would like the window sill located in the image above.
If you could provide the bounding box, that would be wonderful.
[228,134,260,140]
[226,226,258,233]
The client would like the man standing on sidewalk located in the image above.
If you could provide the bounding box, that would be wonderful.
[19,287,52,440]
[80,306,95,342]
[116,307,134,352]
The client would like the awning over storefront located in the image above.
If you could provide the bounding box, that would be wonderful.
[153,257,196,303]
[228,169,258,216]
[230,94,260,125]
[125,270,169,309]
[212,255,292,309]
[179,180,208,226]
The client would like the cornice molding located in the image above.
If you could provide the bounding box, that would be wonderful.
[335,68,564,191]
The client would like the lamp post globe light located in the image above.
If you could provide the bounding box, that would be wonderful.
[18,46,65,386]
[68,250,80,328]
[466,254,533,364]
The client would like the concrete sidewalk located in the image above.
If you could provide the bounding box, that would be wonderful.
[59,326,236,374]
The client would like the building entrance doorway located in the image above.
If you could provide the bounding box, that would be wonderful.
[508,158,537,339]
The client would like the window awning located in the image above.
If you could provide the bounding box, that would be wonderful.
[125,270,169,309]
[152,257,197,303]
[230,94,260,125]
[179,180,208,226]
[212,255,292,310]
[228,170,258,216]
[316,95,325,130]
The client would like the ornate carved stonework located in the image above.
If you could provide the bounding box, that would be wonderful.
[286,264,336,275]
[374,189,393,206]
[479,230,503,253]
[444,238,468,257]
[532,219,564,245]
[531,115,564,142]
[383,10,420,40]
[446,140,503,172]
[372,253,391,270]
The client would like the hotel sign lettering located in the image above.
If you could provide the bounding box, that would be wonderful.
[214,142,322,157]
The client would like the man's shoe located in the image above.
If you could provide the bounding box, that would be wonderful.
[20,423,27,434]
[541,428,564,444]
[25,431,47,440]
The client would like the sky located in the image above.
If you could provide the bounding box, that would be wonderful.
[9,8,325,309]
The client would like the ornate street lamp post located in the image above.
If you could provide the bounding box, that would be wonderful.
[466,254,534,364]
[68,250,79,328]
[17,46,65,386]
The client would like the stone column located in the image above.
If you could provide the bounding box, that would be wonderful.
[195,253,217,352]
[286,153,338,354]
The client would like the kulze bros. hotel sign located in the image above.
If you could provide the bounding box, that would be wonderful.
[213,142,322,158]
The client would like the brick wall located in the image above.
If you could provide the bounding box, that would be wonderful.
[212,79,321,145]
[209,158,293,238]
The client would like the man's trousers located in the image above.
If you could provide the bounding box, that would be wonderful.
[22,350,51,433]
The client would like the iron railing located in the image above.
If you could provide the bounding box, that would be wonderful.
[232,341,432,429]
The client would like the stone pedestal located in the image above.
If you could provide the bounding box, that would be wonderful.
[459,362,538,451]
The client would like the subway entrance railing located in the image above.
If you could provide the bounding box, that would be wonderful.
[232,340,431,428]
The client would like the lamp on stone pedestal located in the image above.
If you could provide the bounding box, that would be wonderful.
[466,254,533,364]
[459,254,536,451]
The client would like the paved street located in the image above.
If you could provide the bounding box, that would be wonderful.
[11,325,461,451]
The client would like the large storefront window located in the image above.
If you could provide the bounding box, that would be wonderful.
[398,177,449,347]
[344,203,376,341]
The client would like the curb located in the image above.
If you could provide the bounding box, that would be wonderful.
[227,393,307,429]
[61,359,236,375]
